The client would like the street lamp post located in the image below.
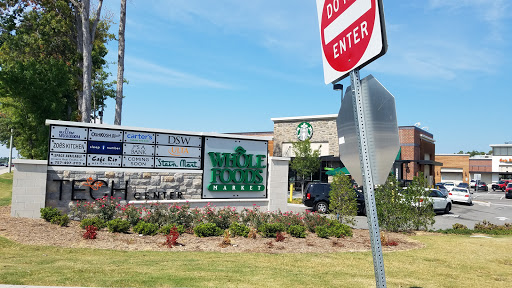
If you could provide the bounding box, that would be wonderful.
[8,128,13,173]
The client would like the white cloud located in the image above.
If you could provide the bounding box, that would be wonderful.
[125,57,234,89]
[368,40,500,80]
[144,1,321,65]
[428,0,511,41]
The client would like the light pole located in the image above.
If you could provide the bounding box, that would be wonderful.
[8,128,13,173]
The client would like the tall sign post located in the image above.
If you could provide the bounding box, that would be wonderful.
[316,1,390,287]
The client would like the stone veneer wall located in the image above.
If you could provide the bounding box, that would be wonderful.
[273,115,338,157]
[12,158,289,217]
[46,168,202,212]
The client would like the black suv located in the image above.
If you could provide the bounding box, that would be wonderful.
[302,183,366,215]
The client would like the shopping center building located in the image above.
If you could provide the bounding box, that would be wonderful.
[270,114,441,187]
[434,145,511,185]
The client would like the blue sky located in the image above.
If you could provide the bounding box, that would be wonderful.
[2,0,511,157]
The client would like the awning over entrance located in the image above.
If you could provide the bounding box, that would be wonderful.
[325,167,350,176]
[396,159,443,166]
[441,168,463,173]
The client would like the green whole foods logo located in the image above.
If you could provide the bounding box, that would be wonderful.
[297,122,313,141]
[208,146,266,192]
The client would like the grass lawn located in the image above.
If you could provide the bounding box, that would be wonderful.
[0,172,13,206]
[0,233,511,287]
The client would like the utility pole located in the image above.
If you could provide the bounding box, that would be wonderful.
[8,128,13,173]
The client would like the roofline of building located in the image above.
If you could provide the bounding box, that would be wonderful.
[490,144,512,147]
[399,126,433,138]
[436,154,470,156]
[271,114,337,122]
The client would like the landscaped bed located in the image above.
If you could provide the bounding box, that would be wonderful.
[0,205,421,253]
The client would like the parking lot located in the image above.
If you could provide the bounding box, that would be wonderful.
[289,189,512,230]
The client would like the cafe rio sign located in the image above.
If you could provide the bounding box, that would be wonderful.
[202,137,268,199]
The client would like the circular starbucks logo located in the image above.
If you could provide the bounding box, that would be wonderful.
[296,122,313,141]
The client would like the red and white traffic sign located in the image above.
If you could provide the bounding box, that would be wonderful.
[316,0,387,84]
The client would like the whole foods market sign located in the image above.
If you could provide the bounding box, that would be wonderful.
[202,137,268,199]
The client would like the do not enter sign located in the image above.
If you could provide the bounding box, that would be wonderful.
[316,0,387,84]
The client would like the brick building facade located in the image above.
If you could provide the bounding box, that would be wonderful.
[396,126,440,186]
[271,115,440,186]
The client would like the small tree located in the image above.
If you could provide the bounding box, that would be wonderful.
[290,139,321,195]
[375,173,435,232]
[406,173,435,230]
[329,173,357,226]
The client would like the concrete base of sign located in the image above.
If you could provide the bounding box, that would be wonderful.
[11,160,48,219]
[10,157,290,218]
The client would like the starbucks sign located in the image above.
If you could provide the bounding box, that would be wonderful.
[297,122,313,141]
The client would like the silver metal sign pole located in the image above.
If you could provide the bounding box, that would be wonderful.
[349,69,386,287]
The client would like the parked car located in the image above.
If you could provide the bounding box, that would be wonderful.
[506,183,512,199]
[401,188,451,214]
[448,187,473,205]
[434,184,448,197]
[443,182,456,191]
[476,181,488,191]
[302,183,366,215]
[457,183,470,189]
[492,180,511,191]
[470,180,476,189]
[428,189,452,214]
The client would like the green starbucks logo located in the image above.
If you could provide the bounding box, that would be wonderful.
[297,122,313,141]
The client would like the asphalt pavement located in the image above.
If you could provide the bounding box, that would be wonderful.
[287,189,512,230]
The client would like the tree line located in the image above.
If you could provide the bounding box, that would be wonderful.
[0,0,126,159]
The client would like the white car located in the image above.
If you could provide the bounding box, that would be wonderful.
[403,188,452,214]
[443,182,456,192]
[448,187,473,205]
[425,189,452,214]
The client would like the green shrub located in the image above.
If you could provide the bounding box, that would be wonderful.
[40,207,62,222]
[258,223,286,238]
[315,225,330,238]
[159,224,186,235]
[133,221,159,236]
[50,214,69,227]
[107,218,131,233]
[328,222,353,238]
[329,174,357,225]
[229,222,250,237]
[120,204,142,226]
[194,223,223,237]
[303,212,331,232]
[452,223,468,230]
[80,217,106,229]
[375,173,435,232]
[287,225,307,238]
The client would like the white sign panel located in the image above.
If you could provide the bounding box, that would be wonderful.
[51,126,88,140]
[123,143,155,156]
[123,131,156,144]
[87,154,122,167]
[155,157,201,169]
[49,152,87,166]
[156,134,202,147]
[155,145,202,158]
[49,139,87,153]
[88,128,123,142]
[316,0,387,83]
[122,156,155,168]
[202,137,268,199]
